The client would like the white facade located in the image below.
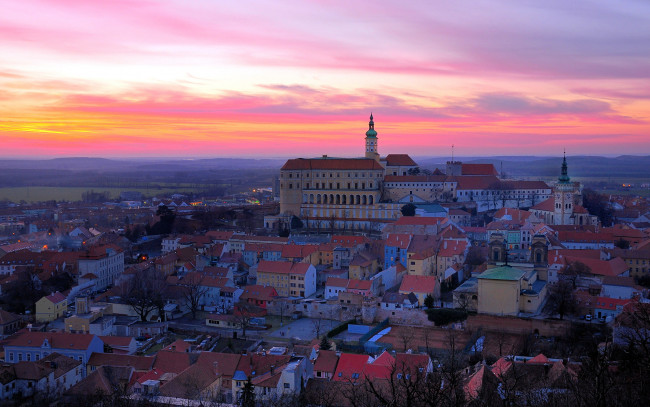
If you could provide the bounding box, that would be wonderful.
[78,248,124,291]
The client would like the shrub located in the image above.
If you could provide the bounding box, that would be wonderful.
[426,308,467,326]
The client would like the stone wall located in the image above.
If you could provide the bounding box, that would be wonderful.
[465,314,570,337]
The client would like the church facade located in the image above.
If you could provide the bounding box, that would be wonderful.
[529,155,598,226]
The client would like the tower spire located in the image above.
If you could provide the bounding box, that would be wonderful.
[364,113,378,160]
[558,150,570,183]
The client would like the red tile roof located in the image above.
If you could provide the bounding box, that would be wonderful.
[347,279,372,291]
[4,331,97,350]
[332,353,370,382]
[152,350,195,374]
[400,275,437,294]
[281,244,318,259]
[461,163,499,176]
[281,158,384,171]
[558,231,615,244]
[394,216,447,226]
[386,233,412,249]
[163,339,191,353]
[87,353,154,371]
[531,197,554,211]
[314,350,339,374]
[239,285,278,301]
[384,154,417,167]
[454,175,500,190]
[44,291,67,304]
[384,174,448,182]
[257,260,311,275]
[563,256,629,277]
[325,277,349,288]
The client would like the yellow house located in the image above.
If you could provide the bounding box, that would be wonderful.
[349,252,378,280]
[407,249,436,276]
[35,292,68,322]
[477,265,548,316]
[256,260,317,297]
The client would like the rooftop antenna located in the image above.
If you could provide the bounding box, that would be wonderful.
[451,144,454,162]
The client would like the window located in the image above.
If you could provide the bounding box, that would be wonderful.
[284,383,290,389]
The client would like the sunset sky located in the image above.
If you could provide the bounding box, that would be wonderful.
[1,0,649,158]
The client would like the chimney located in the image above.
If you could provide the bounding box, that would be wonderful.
[171,345,176,352]
[213,361,219,376]
[270,365,275,375]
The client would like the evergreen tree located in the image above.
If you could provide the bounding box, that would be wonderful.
[319,335,331,351]
[424,294,435,309]
[240,377,255,407]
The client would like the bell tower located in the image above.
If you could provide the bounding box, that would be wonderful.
[365,113,379,161]
[553,152,575,225]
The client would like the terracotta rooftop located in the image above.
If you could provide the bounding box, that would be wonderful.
[384,154,418,167]
[281,157,384,171]
[399,275,437,294]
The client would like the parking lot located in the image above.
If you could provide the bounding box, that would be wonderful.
[268,318,339,341]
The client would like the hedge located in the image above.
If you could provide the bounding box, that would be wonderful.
[426,309,468,326]
[327,319,356,338]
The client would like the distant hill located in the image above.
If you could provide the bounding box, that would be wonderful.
[0,157,286,172]
[416,155,650,178]
[3,155,648,175]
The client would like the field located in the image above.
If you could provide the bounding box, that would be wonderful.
[0,186,200,203]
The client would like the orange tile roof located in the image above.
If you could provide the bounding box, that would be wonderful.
[461,163,499,176]
[257,260,311,275]
[394,216,447,226]
[453,175,500,190]
[314,350,339,374]
[386,233,412,249]
[4,330,96,350]
[281,158,384,171]
[384,154,417,166]
[239,285,278,301]
[400,275,437,294]
[384,174,448,182]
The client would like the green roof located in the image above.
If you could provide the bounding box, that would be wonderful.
[477,266,525,281]
[365,129,377,137]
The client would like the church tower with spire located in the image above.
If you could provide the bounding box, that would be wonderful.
[365,113,380,161]
[553,152,576,225]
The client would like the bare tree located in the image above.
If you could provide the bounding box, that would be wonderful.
[234,301,258,340]
[179,273,209,320]
[124,267,163,321]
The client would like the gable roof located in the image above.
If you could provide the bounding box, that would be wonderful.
[87,353,154,371]
[257,260,311,275]
[4,330,98,350]
[314,350,339,374]
[239,285,278,301]
[461,163,499,176]
[44,291,67,304]
[332,353,370,382]
[281,158,384,171]
[384,154,417,167]
[399,275,437,294]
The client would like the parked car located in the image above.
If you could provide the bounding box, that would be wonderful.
[585,314,592,321]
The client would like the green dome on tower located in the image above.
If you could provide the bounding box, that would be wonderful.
[365,113,377,137]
